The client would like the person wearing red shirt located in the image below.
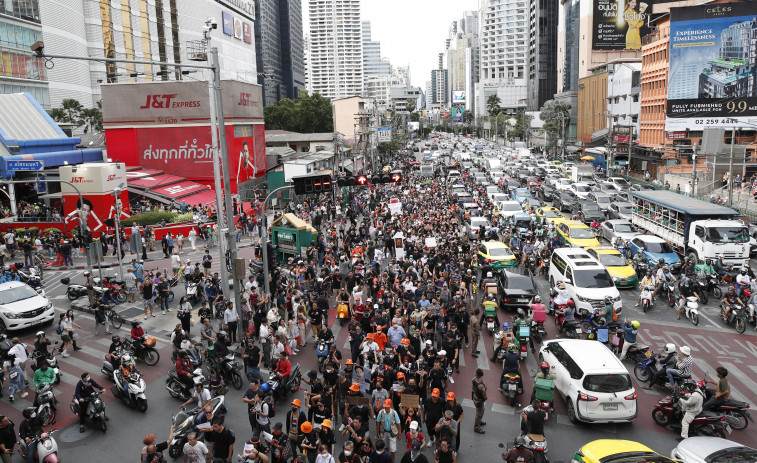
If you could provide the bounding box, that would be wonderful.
[131,321,145,341]
[274,352,291,399]
[175,350,194,389]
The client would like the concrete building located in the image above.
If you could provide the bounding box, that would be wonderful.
[254,0,305,105]
[424,81,433,109]
[308,0,363,100]
[475,0,528,118]
[362,21,390,77]
[447,11,479,114]
[577,71,608,145]
[527,0,558,111]
[430,53,448,106]
[332,95,364,139]
[0,1,50,108]
[638,17,669,149]
[389,86,421,113]
[40,0,259,110]
[607,61,641,140]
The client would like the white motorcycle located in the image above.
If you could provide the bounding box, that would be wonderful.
[17,425,59,463]
[111,355,148,412]
[679,295,700,326]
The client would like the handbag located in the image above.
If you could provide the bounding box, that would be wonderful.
[284,344,294,356]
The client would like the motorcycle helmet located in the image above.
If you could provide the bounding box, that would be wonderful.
[741,268,747,274]
[534,295,542,303]
[486,272,493,278]
[663,265,670,272]
[557,281,566,289]
[631,320,640,329]
[84,271,91,276]
[517,308,525,318]
[261,382,270,392]
[604,296,613,305]
[218,331,227,339]
[567,300,575,307]
[514,436,526,449]
[193,377,204,386]
[680,380,697,393]
[728,286,735,294]
[507,343,517,353]
[664,343,676,354]
[35,331,45,339]
[111,335,120,343]
[122,354,132,363]
[22,407,37,420]
[502,323,511,330]
[540,361,550,373]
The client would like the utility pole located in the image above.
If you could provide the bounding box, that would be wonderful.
[728,127,736,206]
[112,185,125,282]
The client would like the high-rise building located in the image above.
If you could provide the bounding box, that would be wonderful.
[0,1,50,108]
[40,0,259,109]
[362,21,390,77]
[475,0,529,117]
[256,0,305,104]
[527,0,558,111]
[447,11,479,114]
[308,0,363,99]
[430,53,448,106]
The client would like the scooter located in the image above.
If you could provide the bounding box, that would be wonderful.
[61,276,105,301]
[661,280,677,307]
[622,343,652,365]
[640,286,653,313]
[696,378,754,430]
[218,353,244,390]
[112,367,148,412]
[34,385,57,426]
[167,395,227,458]
[719,300,748,334]
[266,363,302,400]
[337,303,350,326]
[16,427,59,463]
[679,295,700,326]
[30,351,61,385]
[534,378,555,420]
[523,433,548,463]
[70,390,108,432]
[166,368,205,401]
[500,372,522,406]
[316,340,333,373]
[652,391,731,437]
[634,353,690,390]
[517,325,531,360]
[186,281,202,305]
[128,335,161,365]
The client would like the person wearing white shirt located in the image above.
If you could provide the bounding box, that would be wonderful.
[182,433,209,463]
[736,268,751,297]
[171,251,182,277]
[224,305,239,344]
[188,228,198,251]
[8,338,28,371]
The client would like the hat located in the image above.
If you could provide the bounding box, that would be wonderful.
[345,359,353,365]
[301,421,313,433]
[411,440,423,452]
[400,338,410,345]
[366,333,374,340]
[409,421,419,431]
[680,346,691,356]
[321,419,332,429]
[349,383,360,392]
[396,372,405,379]
[431,388,441,397]
[425,339,432,345]
[338,370,346,377]
[384,399,392,407]
[273,422,283,431]
[291,399,301,407]
[446,392,455,400]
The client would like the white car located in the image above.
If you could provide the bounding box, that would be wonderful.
[555,178,574,192]
[0,281,55,333]
[569,182,593,199]
[548,248,621,318]
[540,339,637,423]
[495,200,525,218]
[671,437,755,463]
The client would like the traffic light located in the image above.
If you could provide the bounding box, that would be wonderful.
[337,174,369,187]
[371,170,403,184]
[291,173,333,195]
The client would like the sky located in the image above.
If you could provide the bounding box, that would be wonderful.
[302,0,479,89]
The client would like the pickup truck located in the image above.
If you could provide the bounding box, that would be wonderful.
[631,190,749,267]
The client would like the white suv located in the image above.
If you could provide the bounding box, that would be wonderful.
[0,281,55,333]
[548,248,621,318]
[540,339,638,423]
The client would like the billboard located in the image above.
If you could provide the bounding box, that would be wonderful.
[377,127,392,143]
[407,122,420,132]
[593,0,651,50]
[60,164,130,232]
[234,18,243,40]
[666,2,757,131]
[243,22,252,43]
[452,91,466,104]
[222,11,233,35]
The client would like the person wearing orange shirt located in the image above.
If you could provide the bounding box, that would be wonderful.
[374,326,388,352]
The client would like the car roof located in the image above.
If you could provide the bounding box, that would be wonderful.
[482,241,507,249]
[0,281,25,289]
[564,220,590,228]
[588,246,622,255]
[606,219,632,225]
[550,339,627,371]
[635,235,666,243]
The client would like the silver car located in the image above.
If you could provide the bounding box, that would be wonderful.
[600,219,641,244]
[465,217,491,240]
[671,437,754,463]
[608,202,634,220]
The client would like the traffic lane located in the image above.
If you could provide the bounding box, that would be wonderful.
[0,315,174,431]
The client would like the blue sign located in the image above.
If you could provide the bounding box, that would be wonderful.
[6,160,44,171]
[222,11,233,36]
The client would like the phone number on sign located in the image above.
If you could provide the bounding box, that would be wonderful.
[693,118,740,125]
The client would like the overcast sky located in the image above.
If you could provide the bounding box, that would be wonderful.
[302,0,479,89]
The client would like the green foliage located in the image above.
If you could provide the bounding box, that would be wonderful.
[409,112,420,122]
[264,91,334,133]
[121,211,177,227]
[540,100,571,151]
[378,139,401,155]
[48,99,103,133]
[173,212,194,223]
[462,111,474,124]
[43,228,61,235]
[487,94,502,117]
[405,98,416,114]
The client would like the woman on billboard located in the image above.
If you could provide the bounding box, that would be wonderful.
[236,140,257,183]
[624,0,648,50]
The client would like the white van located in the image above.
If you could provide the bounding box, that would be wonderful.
[485,158,502,171]
[447,170,461,182]
[540,339,637,423]
[548,248,621,318]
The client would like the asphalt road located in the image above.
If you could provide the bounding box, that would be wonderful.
[1,224,757,460]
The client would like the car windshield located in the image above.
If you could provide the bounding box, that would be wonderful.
[489,247,514,258]
[583,373,632,393]
[706,227,749,243]
[542,210,562,218]
[583,203,601,211]
[573,269,614,288]
[0,284,39,304]
[618,205,633,214]
[501,203,522,211]
[514,189,531,197]
[599,254,629,267]
[646,241,674,253]
[709,447,757,463]
[613,179,630,187]
[575,185,591,192]
[614,223,637,233]
[561,193,576,200]
[471,218,489,227]
[603,452,677,463]
[595,196,612,204]
[570,228,596,239]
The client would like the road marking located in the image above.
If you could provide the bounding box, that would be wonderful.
[459,351,465,367]
[58,354,99,372]
[476,337,490,371]
[721,362,757,400]
[78,345,104,362]
[492,403,516,415]
[59,370,80,386]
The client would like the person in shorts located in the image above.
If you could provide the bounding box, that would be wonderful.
[142,278,156,319]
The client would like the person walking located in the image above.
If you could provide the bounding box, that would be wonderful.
[471,369,487,434]
[224,303,239,344]
[0,415,17,463]
[189,228,197,251]
[470,309,481,358]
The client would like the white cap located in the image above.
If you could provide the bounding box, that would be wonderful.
[425,340,432,345]
[680,346,691,356]
[409,421,418,431]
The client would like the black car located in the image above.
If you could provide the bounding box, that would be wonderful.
[537,185,555,202]
[497,269,538,311]
[571,200,606,222]
[503,178,521,193]
[553,191,579,212]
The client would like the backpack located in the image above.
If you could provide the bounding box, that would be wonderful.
[56,323,63,336]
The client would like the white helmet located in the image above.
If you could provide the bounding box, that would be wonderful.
[664,343,676,354]
[121,354,132,363]
[36,331,45,339]
[680,346,691,356]
[486,272,493,278]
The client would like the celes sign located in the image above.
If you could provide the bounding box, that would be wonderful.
[139,94,201,110]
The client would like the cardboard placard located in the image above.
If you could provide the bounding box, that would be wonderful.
[401,394,420,409]
[346,396,371,406]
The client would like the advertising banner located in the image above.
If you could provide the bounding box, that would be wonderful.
[666,2,757,130]
[593,0,651,50]
[407,122,420,132]
[222,11,233,35]
[667,131,688,140]
[243,22,252,43]
[377,127,392,143]
[452,91,466,104]
[234,18,243,40]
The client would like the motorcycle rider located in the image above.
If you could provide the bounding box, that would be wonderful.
[644,343,677,390]
[736,268,751,298]
[695,259,717,276]
[501,436,534,463]
[557,300,576,334]
[273,352,291,400]
[656,266,676,298]
[596,297,617,326]
[19,408,43,463]
[530,361,556,403]
[702,366,730,411]
[33,331,51,357]
[498,343,523,393]
[665,346,693,389]
[74,372,107,433]
[713,255,728,276]
[529,296,547,331]
[636,272,656,305]
[677,380,704,441]
[512,309,534,353]
[551,281,569,313]
[618,320,640,361]
[175,350,195,391]
[721,286,745,324]
[118,354,138,398]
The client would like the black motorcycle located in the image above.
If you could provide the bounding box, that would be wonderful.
[70,391,107,432]
[217,354,243,390]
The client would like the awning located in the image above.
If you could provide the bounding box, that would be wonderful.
[180,190,218,207]
[151,181,209,199]
[126,169,163,179]
[129,174,185,188]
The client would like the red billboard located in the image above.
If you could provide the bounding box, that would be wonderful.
[667,131,688,140]
[612,134,631,144]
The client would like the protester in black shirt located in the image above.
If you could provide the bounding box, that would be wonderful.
[205,417,235,462]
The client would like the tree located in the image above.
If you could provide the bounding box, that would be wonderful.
[540,100,571,152]
[462,111,474,124]
[409,112,420,122]
[49,99,104,132]
[487,94,502,117]
[405,98,416,114]
[263,91,333,132]
[60,99,84,125]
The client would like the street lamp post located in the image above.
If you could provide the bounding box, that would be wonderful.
[728,127,736,206]
[112,184,125,282]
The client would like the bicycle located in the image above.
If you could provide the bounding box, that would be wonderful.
[106,306,125,329]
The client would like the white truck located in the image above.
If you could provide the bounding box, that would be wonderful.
[571,164,595,184]
[631,190,750,266]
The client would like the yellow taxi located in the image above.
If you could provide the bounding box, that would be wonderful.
[586,247,639,288]
[535,207,567,227]
[572,440,676,463]
[477,241,518,270]
[556,220,600,248]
